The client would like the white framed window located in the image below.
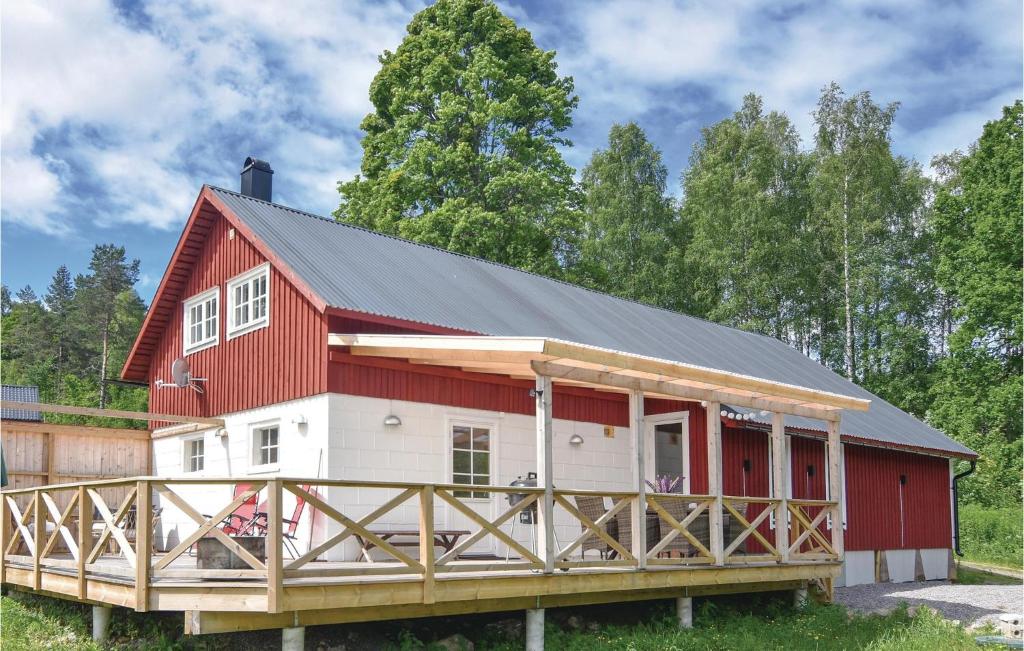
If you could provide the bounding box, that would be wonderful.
[227,263,270,338]
[183,436,205,473]
[450,421,492,498]
[251,423,280,469]
[182,287,219,354]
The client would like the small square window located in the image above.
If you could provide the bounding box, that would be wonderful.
[184,438,204,473]
[227,264,270,338]
[252,424,279,468]
[183,288,219,354]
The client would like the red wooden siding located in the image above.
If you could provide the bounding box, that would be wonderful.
[790,436,826,500]
[148,214,327,418]
[844,444,952,551]
[329,352,631,425]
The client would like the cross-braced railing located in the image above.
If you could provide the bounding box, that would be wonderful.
[1,477,842,614]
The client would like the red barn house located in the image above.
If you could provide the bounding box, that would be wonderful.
[35,158,972,642]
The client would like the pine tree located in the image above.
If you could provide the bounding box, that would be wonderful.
[44,265,75,400]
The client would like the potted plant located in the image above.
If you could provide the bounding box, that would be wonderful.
[646,474,683,494]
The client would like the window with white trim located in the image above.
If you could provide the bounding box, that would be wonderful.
[183,288,219,354]
[252,424,279,467]
[451,423,490,498]
[184,437,204,473]
[227,263,269,338]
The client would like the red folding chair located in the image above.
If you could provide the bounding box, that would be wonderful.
[251,484,311,557]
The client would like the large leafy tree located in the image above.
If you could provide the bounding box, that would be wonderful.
[929,101,1023,506]
[680,94,813,343]
[575,122,679,307]
[336,0,580,276]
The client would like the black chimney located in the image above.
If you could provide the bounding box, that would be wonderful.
[240,157,273,202]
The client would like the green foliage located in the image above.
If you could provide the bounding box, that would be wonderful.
[575,122,680,308]
[930,101,1023,506]
[0,245,147,425]
[336,0,580,277]
[958,504,1024,568]
[680,93,813,340]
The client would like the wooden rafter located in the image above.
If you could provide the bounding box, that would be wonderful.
[0,401,224,427]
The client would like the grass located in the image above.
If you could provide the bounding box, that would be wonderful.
[959,504,1023,569]
[0,589,1010,651]
[954,564,1022,585]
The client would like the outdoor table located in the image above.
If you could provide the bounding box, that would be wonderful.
[355,529,471,563]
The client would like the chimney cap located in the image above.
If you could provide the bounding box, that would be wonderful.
[242,157,273,174]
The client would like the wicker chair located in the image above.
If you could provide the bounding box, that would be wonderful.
[573,495,614,559]
[650,496,692,558]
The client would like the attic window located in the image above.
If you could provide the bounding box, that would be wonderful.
[183,287,219,354]
[227,263,270,338]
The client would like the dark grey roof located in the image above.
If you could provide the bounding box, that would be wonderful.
[1,385,41,421]
[210,186,974,457]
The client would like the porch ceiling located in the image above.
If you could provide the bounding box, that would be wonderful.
[328,334,870,421]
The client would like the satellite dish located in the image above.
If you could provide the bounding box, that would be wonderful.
[155,358,207,393]
[171,358,191,388]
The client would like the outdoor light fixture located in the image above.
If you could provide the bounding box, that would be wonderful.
[383,414,402,427]
[569,434,584,446]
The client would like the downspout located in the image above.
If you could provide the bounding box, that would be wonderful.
[951,460,976,557]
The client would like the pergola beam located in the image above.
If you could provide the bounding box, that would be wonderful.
[530,362,841,422]
[0,401,224,427]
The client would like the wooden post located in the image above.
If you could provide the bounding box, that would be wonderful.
[771,413,789,563]
[629,389,647,570]
[0,492,9,585]
[33,489,43,590]
[535,374,555,574]
[419,484,435,604]
[267,478,284,613]
[78,485,92,600]
[46,432,55,486]
[135,480,151,612]
[826,417,844,557]
[706,402,724,565]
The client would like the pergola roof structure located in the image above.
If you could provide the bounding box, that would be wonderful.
[329,334,870,422]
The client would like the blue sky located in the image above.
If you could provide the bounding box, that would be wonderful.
[2,0,1021,303]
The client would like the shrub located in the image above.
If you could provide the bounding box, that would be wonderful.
[958,503,1023,568]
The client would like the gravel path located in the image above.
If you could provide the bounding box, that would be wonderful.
[835,581,1024,628]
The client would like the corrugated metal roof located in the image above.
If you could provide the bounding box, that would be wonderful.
[1,385,41,421]
[209,186,974,457]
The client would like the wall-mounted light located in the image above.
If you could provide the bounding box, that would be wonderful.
[291,414,308,425]
[383,414,402,427]
[569,434,584,446]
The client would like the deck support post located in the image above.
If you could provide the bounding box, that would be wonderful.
[793,582,808,609]
[92,605,112,642]
[706,402,724,565]
[676,596,693,629]
[282,626,305,651]
[535,374,555,574]
[629,389,647,569]
[826,417,844,558]
[771,413,789,563]
[526,608,545,651]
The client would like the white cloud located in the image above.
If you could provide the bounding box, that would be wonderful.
[1,0,414,234]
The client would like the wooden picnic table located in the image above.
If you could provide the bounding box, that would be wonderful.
[355,529,471,563]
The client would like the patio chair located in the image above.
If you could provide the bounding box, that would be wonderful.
[573,495,614,559]
[650,496,691,558]
[190,484,263,555]
[250,483,312,558]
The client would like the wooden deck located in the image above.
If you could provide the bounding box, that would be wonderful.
[1,476,842,635]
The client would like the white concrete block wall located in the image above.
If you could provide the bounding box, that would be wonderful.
[322,393,635,561]
[150,394,331,554]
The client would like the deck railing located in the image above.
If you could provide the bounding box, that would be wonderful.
[1,477,840,613]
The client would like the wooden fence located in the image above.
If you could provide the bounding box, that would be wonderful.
[1,421,151,509]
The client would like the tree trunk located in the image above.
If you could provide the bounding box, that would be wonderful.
[842,174,855,381]
[99,319,110,409]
